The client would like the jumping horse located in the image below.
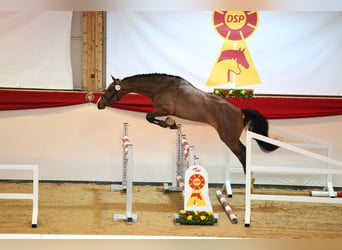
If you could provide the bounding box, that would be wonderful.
[97,73,278,174]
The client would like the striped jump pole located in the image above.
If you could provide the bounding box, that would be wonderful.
[111,122,129,192]
[216,190,238,224]
[112,122,137,224]
[176,174,185,192]
[164,125,197,193]
[176,142,196,192]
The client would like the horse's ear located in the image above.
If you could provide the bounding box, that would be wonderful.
[111,75,120,84]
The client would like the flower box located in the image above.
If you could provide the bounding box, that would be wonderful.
[175,210,217,225]
[213,88,254,98]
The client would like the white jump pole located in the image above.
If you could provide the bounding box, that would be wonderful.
[244,130,342,227]
[310,191,342,198]
[226,125,335,198]
[0,164,39,228]
[224,148,233,198]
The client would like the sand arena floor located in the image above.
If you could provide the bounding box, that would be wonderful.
[0,182,341,238]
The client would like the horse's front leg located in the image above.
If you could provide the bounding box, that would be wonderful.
[146,113,168,128]
[146,109,178,129]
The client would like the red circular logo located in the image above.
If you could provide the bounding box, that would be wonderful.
[188,174,205,190]
[213,11,258,40]
[85,92,95,102]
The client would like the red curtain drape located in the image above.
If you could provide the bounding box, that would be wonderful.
[0,89,341,119]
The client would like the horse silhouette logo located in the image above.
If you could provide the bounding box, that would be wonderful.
[217,48,249,82]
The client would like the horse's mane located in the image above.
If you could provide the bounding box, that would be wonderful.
[121,73,184,81]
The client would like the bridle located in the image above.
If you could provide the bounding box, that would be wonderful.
[100,93,112,103]
[100,83,121,105]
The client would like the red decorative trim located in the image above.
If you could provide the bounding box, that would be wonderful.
[1,89,341,119]
[0,89,96,110]
[225,96,342,119]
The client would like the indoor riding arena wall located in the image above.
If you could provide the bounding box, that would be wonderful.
[0,104,341,187]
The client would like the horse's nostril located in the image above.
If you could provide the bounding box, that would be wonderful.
[97,102,105,109]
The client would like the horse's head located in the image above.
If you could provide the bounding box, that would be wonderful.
[97,75,124,109]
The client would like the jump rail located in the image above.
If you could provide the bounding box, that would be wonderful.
[224,125,334,197]
[244,130,342,227]
[0,164,39,228]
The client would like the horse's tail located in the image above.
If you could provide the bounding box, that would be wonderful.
[241,108,278,152]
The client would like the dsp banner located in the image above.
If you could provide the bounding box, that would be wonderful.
[206,11,261,87]
[106,11,342,96]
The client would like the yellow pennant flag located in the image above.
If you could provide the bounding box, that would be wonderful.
[206,11,261,87]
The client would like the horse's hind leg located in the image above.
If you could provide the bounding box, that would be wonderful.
[228,141,246,174]
[217,120,246,173]
[221,136,256,190]
[216,128,245,170]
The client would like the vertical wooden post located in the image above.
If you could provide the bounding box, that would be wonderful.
[82,11,104,91]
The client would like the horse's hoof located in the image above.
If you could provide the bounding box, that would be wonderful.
[165,117,175,126]
[165,117,178,129]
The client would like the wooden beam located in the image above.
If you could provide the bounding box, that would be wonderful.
[82,11,104,91]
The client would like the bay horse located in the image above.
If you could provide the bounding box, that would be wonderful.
[97,73,278,174]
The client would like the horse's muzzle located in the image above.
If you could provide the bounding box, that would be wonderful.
[97,96,106,109]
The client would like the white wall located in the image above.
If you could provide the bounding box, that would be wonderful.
[0,104,341,187]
